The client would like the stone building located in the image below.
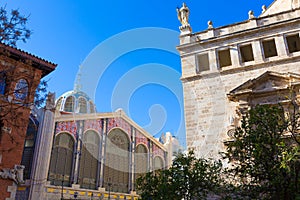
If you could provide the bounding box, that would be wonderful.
[177,0,300,159]
[16,89,168,200]
[0,43,56,200]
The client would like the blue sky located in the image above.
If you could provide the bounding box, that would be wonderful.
[2,0,274,147]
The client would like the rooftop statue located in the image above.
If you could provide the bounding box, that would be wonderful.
[177,3,192,34]
[177,3,190,26]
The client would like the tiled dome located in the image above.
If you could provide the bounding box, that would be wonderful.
[55,90,96,114]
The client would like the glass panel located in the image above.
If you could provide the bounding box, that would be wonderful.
[64,96,74,112]
[196,53,210,73]
[14,79,28,101]
[153,156,164,171]
[48,133,74,186]
[56,97,63,110]
[104,129,130,193]
[240,44,254,62]
[0,72,6,95]
[218,49,232,67]
[135,144,148,192]
[79,131,99,189]
[21,119,38,179]
[89,101,95,113]
[78,97,87,113]
[286,34,300,53]
[262,39,278,58]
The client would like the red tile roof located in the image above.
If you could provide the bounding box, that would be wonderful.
[0,42,57,77]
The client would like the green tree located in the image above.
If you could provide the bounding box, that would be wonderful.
[0,5,31,47]
[136,150,224,200]
[0,5,48,152]
[223,105,300,200]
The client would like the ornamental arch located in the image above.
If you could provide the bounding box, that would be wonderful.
[79,130,100,189]
[104,128,130,193]
[49,132,75,186]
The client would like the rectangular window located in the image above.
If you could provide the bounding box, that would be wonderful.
[218,49,232,68]
[0,72,6,95]
[240,44,254,62]
[196,53,210,73]
[286,34,300,53]
[262,39,278,58]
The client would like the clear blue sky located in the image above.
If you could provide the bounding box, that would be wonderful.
[2,0,274,147]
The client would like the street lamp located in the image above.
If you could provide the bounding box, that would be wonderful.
[107,178,112,200]
[61,174,65,200]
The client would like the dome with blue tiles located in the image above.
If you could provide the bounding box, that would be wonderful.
[55,90,96,114]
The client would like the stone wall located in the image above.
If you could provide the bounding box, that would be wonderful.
[177,6,300,159]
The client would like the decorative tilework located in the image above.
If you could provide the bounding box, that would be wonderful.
[107,117,131,136]
[56,121,77,137]
[153,144,164,158]
[135,131,148,147]
[84,119,102,134]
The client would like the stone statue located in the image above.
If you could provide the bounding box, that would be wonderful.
[248,10,255,19]
[0,165,25,184]
[46,92,55,110]
[177,3,190,26]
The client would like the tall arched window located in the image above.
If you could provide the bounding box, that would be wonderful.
[14,79,28,101]
[49,133,74,186]
[64,96,75,112]
[0,72,6,95]
[78,97,87,113]
[21,118,38,180]
[79,130,100,189]
[104,129,130,193]
[134,144,148,191]
[153,156,164,171]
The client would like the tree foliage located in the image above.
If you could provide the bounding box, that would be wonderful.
[223,105,300,200]
[0,5,31,47]
[136,150,224,200]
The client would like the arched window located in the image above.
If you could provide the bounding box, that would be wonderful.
[104,129,130,193]
[56,97,63,110]
[64,96,75,112]
[79,130,100,189]
[49,133,74,186]
[78,97,87,113]
[135,144,148,191]
[89,101,95,113]
[0,72,6,95]
[14,79,28,101]
[21,118,38,180]
[153,156,164,171]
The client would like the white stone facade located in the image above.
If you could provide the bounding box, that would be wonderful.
[177,0,300,159]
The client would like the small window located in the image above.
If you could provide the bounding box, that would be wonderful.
[262,39,278,58]
[240,44,254,62]
[89,101,95,113]
[286,34,300,53]
[0,72,6,95]
[218,49,232,68]
[14,79,28,101]
[196,53,210,73]
[78,97,87,113]
[64,96,75,112]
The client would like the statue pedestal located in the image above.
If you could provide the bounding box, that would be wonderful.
[179,25,192,36]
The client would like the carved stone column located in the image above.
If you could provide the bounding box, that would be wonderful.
[28,92,56,200]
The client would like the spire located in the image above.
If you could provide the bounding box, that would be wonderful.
[74,65,82,92]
